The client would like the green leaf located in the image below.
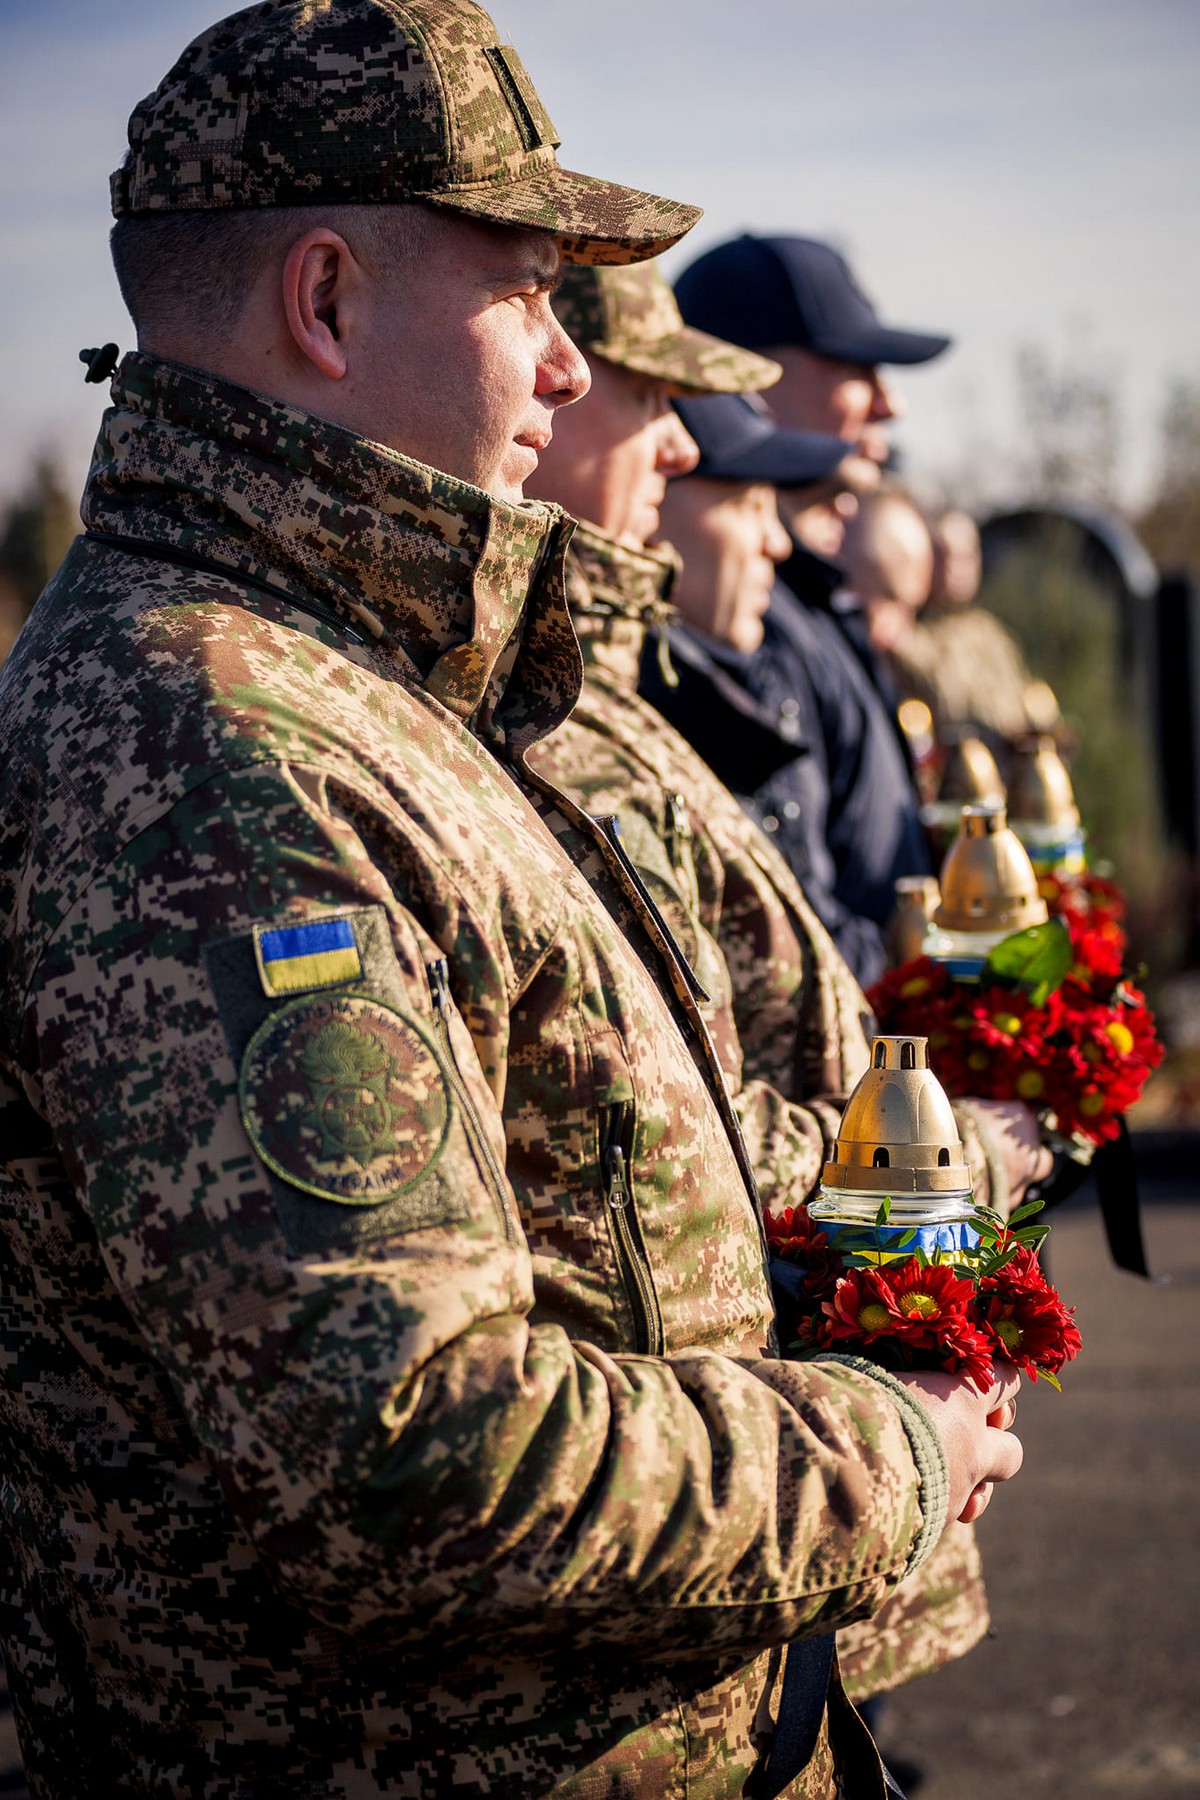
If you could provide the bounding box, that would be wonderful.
[1008,1199,1046,1226]
[895,1229,917,1249]
[875,1197,893,1228]
[1034,1367,1063,1392]
[982,919,1074,1006]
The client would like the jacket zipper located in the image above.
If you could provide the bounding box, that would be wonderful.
[427,959,517,1243]
[600,1102,664,1356]
[592,814,710,1007]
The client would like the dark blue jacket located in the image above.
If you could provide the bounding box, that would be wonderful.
[641,544,930,988]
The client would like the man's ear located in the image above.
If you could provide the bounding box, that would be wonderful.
[281,228,359,381]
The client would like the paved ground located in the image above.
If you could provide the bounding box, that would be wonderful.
[1,1192,1196,1797]
[876,1192,1200,1800]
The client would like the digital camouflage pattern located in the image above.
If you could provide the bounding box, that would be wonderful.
[0,354,948,1796]
[839,1520,988,1702]
[528,521,994,1703]
[532,524,878,1093]
[552,262,784,393]
[892,600,1058,752]
[527,526,867,1206]
[111,0,701,264]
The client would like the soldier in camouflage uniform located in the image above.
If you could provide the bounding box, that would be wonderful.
[526,266,1046,1719]
[526,267,871,1190]
[891,509,1062,768]
[0,4,1026,1795]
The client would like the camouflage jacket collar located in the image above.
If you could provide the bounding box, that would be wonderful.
[566,521,680,695]
[82,353,582,756]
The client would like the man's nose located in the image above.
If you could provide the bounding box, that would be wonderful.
[765,499,793,563]
[657,411,700,478]
[870,369,903,424]
[537,317,591,406]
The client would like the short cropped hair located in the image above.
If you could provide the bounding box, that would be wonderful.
[842,487,933,591]
[110,202,434,348]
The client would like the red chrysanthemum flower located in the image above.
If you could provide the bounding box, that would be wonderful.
[867,957,953,1033]
[979,1245,1082,1379]
[1046,872,1128,977]
[935,1321,997,1393]
[1068,923,1124,982]
[972,986,1047,1054]
[876,1260,978,1342]
[820,1267,905,1345]
[979,1242,1049,1298]
[818,1261,996,1388]
[763,1203,839,1295]
[820,1262,971,1345]
[1042,868,1128,940]
[1082,997,1163,1074]
[980,1291,1082,1379]
[1075,871,1127,924]
[1037,981,1164,1141]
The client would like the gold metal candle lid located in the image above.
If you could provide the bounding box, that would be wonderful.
[933,804,1049,934]
[1007,736,1081,833]
[894,875,941,915]
[938,735,1005,808]
[889,876,942,966]
[821,1035,970,1195]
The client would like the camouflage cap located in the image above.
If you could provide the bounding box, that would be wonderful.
[552,263,782,394]
[109,0,701,266]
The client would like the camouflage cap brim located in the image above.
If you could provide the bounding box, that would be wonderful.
[589,329,782,396]
[549,262,776,393]
[427,164,702,266]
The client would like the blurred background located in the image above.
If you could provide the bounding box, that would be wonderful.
[5,0,1200,1007]
[1,3,1198,1796]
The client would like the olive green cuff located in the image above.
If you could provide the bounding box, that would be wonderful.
[815,1355,950,1578]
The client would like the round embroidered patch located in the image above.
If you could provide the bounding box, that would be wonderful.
[239,995,452,1204]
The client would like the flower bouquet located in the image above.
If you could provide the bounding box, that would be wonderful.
[872,805,1162,1162]
[868,945,1162,1158]
[768,1032,1082,1389]
[1038,867,1129,982]
[767,1195,1082,1391]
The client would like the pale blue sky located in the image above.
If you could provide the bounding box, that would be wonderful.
[2,0,1198,509]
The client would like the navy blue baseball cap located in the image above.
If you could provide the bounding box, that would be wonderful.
[673,393,847,485]
[674,234,951,366]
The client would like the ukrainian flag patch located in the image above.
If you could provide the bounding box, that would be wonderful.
[254,916,363,997]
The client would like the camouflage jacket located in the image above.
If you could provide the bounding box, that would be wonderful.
[527,525,874,1213]
[891,601,1050,754]
[0,355,949,1799]
[527,525,992,1702]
